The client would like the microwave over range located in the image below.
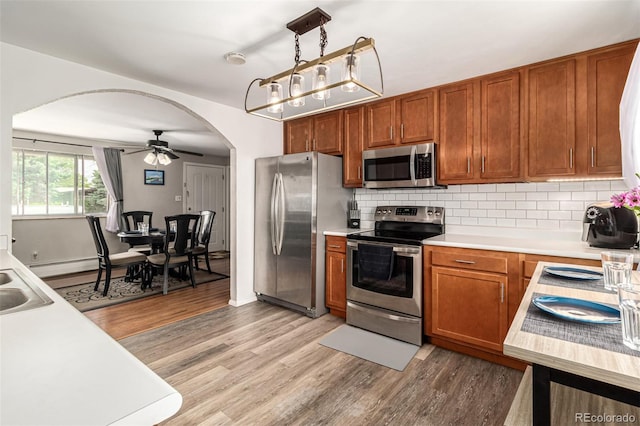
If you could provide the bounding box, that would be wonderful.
[362,143,444,189]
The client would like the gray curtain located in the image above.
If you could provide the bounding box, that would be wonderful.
[92,147,124,232]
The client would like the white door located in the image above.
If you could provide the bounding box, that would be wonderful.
[184,164,226,252]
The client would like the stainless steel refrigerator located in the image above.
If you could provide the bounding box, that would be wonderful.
[254,152,352,318]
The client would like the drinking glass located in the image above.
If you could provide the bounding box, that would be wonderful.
[601,251,634,291]
[618,285,640,351]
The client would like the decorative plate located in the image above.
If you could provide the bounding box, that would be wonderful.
[532,296,620,324]
[543,266,603,281]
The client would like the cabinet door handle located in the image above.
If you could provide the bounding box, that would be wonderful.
[328,245,342,249]
[390,126,393,140]
[401,123,404,140]
[341,258,344,274]
[481,156,485,174]
[500,282,505,303]
[591,146,595,168]
[569,148,574,169]
[455,259,476,264]
[306,139,309,151]
[313,138,317,151]
[467,157,470,174]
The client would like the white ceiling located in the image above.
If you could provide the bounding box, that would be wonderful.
[2,0,639,157]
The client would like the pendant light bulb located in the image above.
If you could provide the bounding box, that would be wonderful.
[266,82,283,114]
[312,63,331,100]
[287,73,306,107]
[341,53,361,92]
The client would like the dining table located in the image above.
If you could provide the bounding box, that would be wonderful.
[503,261,640,425]
[117,229,167,254]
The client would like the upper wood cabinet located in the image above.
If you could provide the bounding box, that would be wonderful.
[585,44,635,177]
[526,59,577,179]
[480,71,522,181]
[399,90,438,144]
[364,89,438,149]
[343,106,364,187]
[438,82,476,183]
[284,110,343,155]
[365,99,396,148]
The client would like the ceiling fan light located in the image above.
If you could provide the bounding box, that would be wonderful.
[266,82,283,114]
[341,53,361,92]
[157,152,172,165]
[287,73,305,107]
[144,151,158,165]
[312,63,331,100]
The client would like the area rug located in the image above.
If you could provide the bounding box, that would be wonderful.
[318,324,420,371]
[56,270,228,312]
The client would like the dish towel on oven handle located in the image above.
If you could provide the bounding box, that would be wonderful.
[358,244,395,281]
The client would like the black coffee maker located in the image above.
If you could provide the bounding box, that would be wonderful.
[581,202,639,249]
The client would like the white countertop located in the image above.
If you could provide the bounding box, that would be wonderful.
[0,250,182,425]
[423,228,640,261]
[324,228,371,237]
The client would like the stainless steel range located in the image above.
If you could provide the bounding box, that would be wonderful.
[346,206,444,345]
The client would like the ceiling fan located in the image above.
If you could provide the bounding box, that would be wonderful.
[127,130,204,165]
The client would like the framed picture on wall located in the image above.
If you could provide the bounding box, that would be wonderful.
[144,169,165,185]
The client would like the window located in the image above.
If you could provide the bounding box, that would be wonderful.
[12,149,108,216]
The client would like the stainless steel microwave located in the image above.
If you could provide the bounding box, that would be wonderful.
[362,143,441,189]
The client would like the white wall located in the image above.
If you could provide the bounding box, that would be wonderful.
[356,179,628,235]
[0,42,283,306]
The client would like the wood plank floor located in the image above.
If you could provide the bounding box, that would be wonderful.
[120,302,524,426]
[44,257,231,340]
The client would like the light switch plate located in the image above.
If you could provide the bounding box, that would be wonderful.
[175,195,182,202]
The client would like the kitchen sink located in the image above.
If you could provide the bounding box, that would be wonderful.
[0,269,53,315]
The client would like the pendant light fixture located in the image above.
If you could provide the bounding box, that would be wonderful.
[244,7,383,121]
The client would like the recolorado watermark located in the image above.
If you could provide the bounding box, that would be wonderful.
[575,412,637,423]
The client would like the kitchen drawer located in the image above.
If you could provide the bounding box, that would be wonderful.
[326,236,346,253]
[432,248,508,274]
[521,255,601,279]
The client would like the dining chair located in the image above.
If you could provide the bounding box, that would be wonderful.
[192,210,216,273]
[121,210,154,254]
[146,214,200,295]
[86,215,149,296]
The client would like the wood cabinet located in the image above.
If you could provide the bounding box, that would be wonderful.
[325,236,347,318]
[364,89,437,149]
[480,71,522,181]
[526,59,577,179]
[284,110,343,155]
[438,72,522,184]
[585,44,635,177]
[343,106,364,187]
[438,82,476,182]
[425,246,519,354]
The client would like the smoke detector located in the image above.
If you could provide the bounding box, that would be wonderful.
[224,52,246,65]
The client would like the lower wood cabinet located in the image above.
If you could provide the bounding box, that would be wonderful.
[325,236,347,318]
[425,246,519,354]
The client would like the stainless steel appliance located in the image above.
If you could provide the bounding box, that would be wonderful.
[581,202,639,249]
[362,143,443,189]
[254,152,352,318]
[347,206,445,345]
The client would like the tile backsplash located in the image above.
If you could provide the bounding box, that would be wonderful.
[355,179,629,233]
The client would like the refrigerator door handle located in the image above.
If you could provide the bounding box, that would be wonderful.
[277,173,285,255]
[270,173,278,255]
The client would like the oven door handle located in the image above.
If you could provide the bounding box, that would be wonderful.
[347,301,420,324]
[347,241,420,256]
